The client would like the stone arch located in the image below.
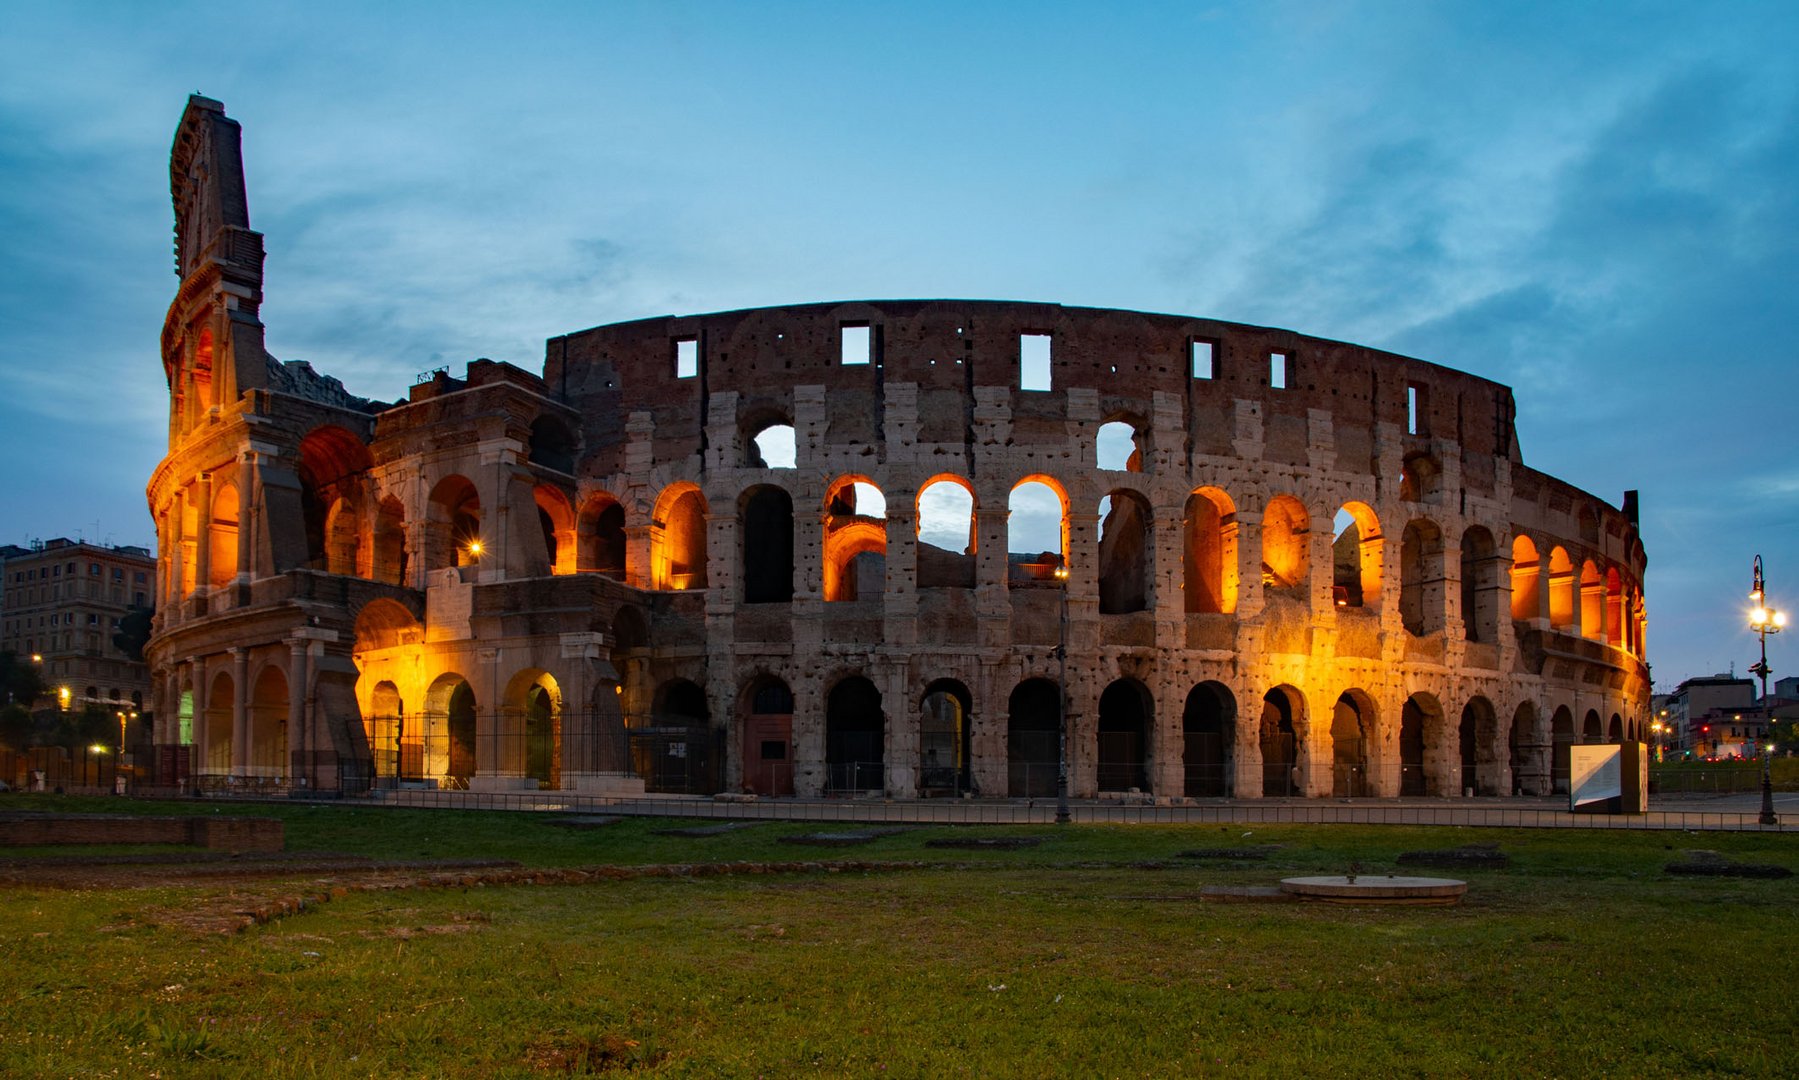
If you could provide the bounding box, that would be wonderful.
[1007,677,1061,797]
[916,475,976,589]
[576,491,627,579]
[1510,534,1541,620]
[646,677,715,793]
[1260,495,1309,598]
[1400,451,1441,502]
[249,662,288,779]
[203,668,234,775]
[1331,502,1382,609]
[1461,696,1501,795]
[353,597,423,653]
[1259,685,1304,796]
[1331,689,1376,797]
[1008,476,1068,582]
[372,495,407,585]
[533,484,577,576]
[1460,526,1500,643]
[1097,678,1152,792]
[740,484,795,603]
[1182,681,1235,796]
[1400,692,1449,796]
[1604,566,1625,645]
[426,672,477,786]
[1097,489,1153,614]
[1608,712,1623,743]
[1550,705,1576,793]
[504,669,562,789]
[1582,708,1603,743]
[824,477,886,602]
[740,674,794,795]
[426,474,482,571]
[324,496,360,576]
[1510,701,1541,795]
[825,675,883,793]
[1095,417,1144,472]
[528,413,578,474]
[1184,486,1238,614]
[651,483,708,590]
[298,425,373,569]
[1580,560,1604,639]
[919,678,973,796]
[368,680,404,781]
[1400,519,1446,636]
[1547,546,1575,629]
[742,405,796,469]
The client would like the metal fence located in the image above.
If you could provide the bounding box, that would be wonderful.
[0,746,124,795]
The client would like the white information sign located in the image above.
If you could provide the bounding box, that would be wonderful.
[1569,744,1623,809]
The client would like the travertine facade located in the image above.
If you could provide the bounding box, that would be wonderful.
[146,97,1649,799]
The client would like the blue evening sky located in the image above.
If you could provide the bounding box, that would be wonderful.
[1,1,1795,690]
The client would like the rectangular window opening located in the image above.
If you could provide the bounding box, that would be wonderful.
[1020,333,1053,392]
[1406,383,1427,435]
[1191,339,1216,380]
[1269,351,1289,390]
[840,324,871,366]
[674,337,698,379]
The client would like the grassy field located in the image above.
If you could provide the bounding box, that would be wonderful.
[2,796,1797,1076]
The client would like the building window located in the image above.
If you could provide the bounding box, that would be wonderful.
[674,337,698,379]
[1191,339,1216,380]
[1269,351,1289,390]
[1020,333,1052,392]
[841,324,871,366]
[1406,383,1429,436]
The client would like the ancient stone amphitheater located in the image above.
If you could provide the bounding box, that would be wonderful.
[147,96,1648,801]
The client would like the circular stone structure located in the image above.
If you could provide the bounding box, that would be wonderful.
[142,97,1651,802]
[1280,875,1469,905]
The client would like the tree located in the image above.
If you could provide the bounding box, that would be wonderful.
[0,703,32,752]
[113,607,154,663]
[0,651,46,707]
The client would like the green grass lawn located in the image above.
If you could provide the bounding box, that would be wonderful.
[2,796,1796,1076]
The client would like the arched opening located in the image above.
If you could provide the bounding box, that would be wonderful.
[533,485,577,576]
[1332,691,1374,797]
[1095,419,1144,472]
[298,426,373,571]
[637,679,713,794]
[1401,693,1447,796]
[1097,679,1151,792]
[1607,713,1623,743]
[502,670,563,790]
[1551,705,1575,793]
[424,674,477,787]
[1183,682,1235,796]
[1331,503,1382,609]
[577,493,627,579]
[1260,687,1301,796]
[426,475,482,571]
[1581,561,1604,639]
[528,414,578,474]
[1460,697,1499,795]
[1461,526,1499,643]
[324,496,360,576]
[1510,534,1540,620]
[1509,702,1538,796]
[208,481,240,587]
[203,669,234,776]
[1548,546,1575,629]
[825,676,883,793]
[824,478,887,602]
[652,484,708,590]
[741,675,794,796]
[1583,709,1603,743]
[1007,678,1061,797]
[919,679,973,796]
[191,325,215,411]
[1604,567,1625,645]
[1097,490,1152,614]
[1261,495,1309,600]
[1401,519,1445,636]
[368,681,403,782]
[1400,451,1441,502]
[916,476,976,589]
[249,664,288,780]
[741,485,795,603]
[748,421,797,469]
[1008,478,1067,584]
[373,496,407,585]
[1184,487,1238,614]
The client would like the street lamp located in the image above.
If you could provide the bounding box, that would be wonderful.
[1054,563,1071,825]
[1749,555,1785,825]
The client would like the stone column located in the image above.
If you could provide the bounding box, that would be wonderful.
[193,473,213,594]
[237,452,258,583]
[230,647,249,777]
[287,637,310,783]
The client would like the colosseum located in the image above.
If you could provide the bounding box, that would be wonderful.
[146,96,1649,802]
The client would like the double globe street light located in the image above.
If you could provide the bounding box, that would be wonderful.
[1749,555,1786,826]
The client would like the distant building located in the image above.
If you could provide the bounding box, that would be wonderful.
[0,538,155,715]
[1664,674,1758,758]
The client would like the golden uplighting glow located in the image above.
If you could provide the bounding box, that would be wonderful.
[465,539,484,558]
[57,686,71,709]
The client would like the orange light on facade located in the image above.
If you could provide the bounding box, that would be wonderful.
[465,539,483,559]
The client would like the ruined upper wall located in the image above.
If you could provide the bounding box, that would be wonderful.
[170,95,251,282]
[547,299,1519,473]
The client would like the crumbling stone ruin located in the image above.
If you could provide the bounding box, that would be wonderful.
[147,96,1649,800]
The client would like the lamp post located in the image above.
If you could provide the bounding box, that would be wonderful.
[1749,555,1785,826]
[1054,564,1071,825]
